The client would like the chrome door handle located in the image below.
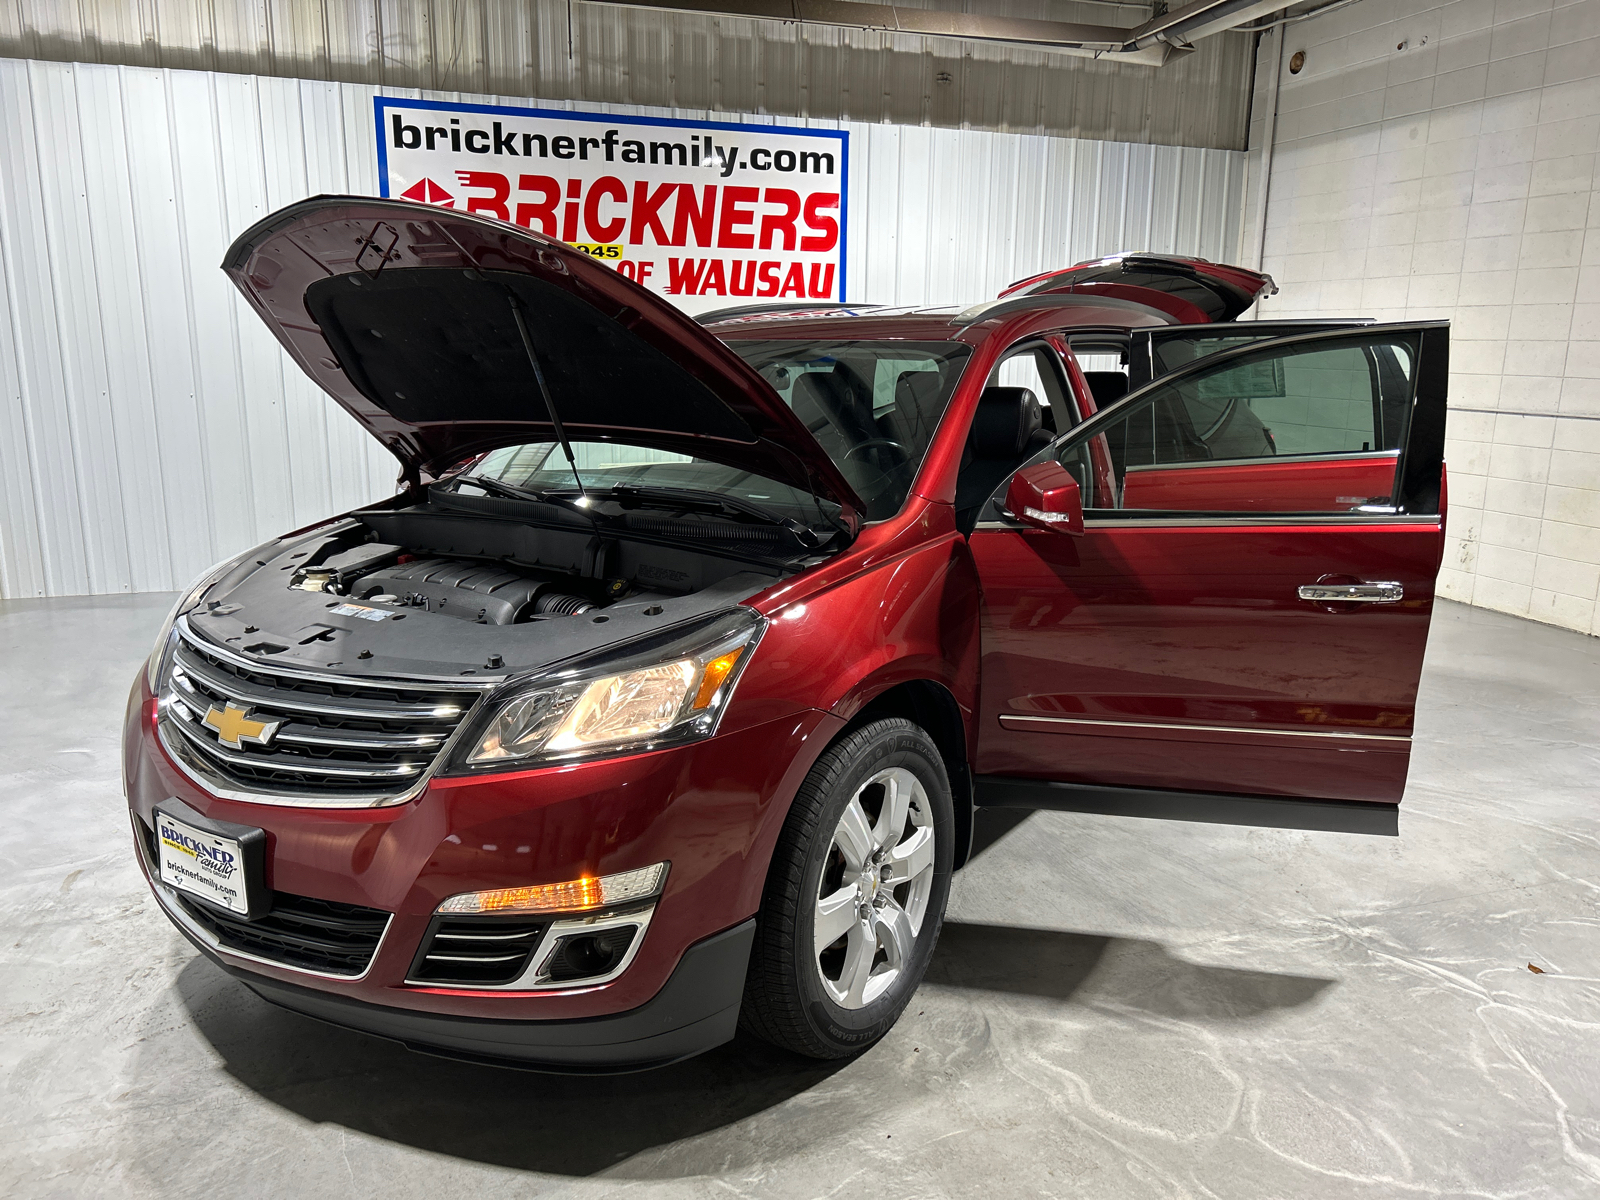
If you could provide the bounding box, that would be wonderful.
[1298,582,1403,603]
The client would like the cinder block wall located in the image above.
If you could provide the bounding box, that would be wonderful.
[1244,0,1600,637]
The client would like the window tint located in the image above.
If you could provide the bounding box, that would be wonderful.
[728,339,972,521]
[1057,334,1418,515]
[988,345,1072,429]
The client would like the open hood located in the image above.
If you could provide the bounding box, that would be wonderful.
[222,197,865,526]
[999,254,1277,324]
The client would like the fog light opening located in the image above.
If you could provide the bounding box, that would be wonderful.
[541,925,639,984]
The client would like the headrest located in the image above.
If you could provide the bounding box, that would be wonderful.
[1082,371,1129,409]
[895,370,943,410]
[970,386,1042,458]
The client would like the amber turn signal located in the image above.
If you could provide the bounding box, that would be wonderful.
[435,862,667,915]
[692,648,746,710]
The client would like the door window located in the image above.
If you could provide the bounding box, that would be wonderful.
[987,344,1074,432]
[1056,332,1420,515]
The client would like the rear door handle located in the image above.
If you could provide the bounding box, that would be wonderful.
[1297,582,1404,603]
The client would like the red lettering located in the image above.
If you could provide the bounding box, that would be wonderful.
[730,260,757,297]
[636,261,654,285]
[701,259,728,296]
[800,192,840,252]
[616,261,636,280]
[717,186,759,249]
[673,185,717,248]
[583,176,628,242]
[779,262,805,298]
[807,262,836,300]
[758,261,782,298]
[515,175,560,236]
[759,189,801,251]
[631,181,677,246]
[457,171,509,221]
[667,258,707,295]
[562,201,579,242]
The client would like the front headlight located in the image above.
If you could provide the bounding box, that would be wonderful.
[460,608,764,768]
[144,549,264,691]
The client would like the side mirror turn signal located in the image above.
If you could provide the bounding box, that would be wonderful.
[1005,463,1085,536]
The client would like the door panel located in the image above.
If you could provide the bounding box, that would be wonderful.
[1120,453,1399,512]
[969,322,1450,827]
[970,520,1439,803]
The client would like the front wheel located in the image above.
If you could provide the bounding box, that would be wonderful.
[740,718,955,1059]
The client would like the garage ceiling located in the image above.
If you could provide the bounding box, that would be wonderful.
[0,0,1259,149]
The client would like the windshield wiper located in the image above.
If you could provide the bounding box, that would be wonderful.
[595,485,826,549]
[457,474,544,503]
[453,473,605,525]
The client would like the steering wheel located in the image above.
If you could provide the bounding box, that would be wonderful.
[843,438,910,463]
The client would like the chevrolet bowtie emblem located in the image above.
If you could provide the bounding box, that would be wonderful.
[202,703,282,750]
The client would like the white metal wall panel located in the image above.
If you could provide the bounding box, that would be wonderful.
[0,57,1244,598]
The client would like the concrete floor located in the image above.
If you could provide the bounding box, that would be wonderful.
[3,594,1599,1198]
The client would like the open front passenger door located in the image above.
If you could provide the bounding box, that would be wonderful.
[967,323,1450,836]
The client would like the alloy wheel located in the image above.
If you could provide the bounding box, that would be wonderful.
[813,766,937,1009]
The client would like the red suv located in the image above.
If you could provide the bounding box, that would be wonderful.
[125,199,1449,1070]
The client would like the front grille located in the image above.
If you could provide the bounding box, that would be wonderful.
[157,623,483,803]
[175,890,391,977]
[409,917,550,986]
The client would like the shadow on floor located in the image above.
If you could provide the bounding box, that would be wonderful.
[926,923,1335,1019]
[178,919,1332,1176]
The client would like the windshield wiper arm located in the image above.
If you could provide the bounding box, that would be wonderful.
[599,485,825,548]
[454,473,605,525]
[458,473,543,502]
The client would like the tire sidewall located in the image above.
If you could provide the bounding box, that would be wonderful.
[791,722,955,1053]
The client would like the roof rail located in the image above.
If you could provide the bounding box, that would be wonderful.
[951,293,1179,328]
[695,301,882,325]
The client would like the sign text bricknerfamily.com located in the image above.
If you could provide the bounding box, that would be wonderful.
[376,98,848,303]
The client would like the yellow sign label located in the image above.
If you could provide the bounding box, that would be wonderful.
[568,242,625,260]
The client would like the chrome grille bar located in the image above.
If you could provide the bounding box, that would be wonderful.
[164,713,424,779]
[173,643,464,722]
[156,620,494,808]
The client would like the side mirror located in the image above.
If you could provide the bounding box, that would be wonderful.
[1005,463,1085,536]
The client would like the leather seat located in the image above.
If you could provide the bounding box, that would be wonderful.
[954,386,1053,529]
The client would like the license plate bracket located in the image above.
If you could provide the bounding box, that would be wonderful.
[153,798,269,920]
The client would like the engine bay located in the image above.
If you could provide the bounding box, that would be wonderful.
[181,479,840,680]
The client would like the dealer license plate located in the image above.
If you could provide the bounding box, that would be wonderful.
[155,810,252,915]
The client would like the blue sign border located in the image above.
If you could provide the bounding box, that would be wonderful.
[374,96,850,302]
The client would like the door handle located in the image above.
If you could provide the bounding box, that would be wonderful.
[1297,582,1404,603]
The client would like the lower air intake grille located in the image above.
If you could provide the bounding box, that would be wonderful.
[176,891,391,977]
[409,917,550,986]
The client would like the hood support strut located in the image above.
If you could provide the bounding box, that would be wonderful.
[507,292,587,499]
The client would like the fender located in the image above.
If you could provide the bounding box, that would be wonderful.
[739,498,982,751]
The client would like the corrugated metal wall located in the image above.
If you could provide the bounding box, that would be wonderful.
[0,0,1256,150]
[0,56,1245,599]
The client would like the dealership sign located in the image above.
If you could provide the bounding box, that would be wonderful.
[374,98,848,305]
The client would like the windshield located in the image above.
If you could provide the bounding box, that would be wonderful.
[469,442,834,524]
[727,339,972,520]
[466,339,972,524]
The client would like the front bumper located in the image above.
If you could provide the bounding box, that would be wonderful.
[125,678,839,1066]
[220,917,755,1073]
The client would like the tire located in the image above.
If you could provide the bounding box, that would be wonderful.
[740,717,955,1059]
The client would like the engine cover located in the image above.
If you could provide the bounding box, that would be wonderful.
[357,559,567,625]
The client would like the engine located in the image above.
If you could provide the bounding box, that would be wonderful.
[285,543,669,627]
[351,558,638,626]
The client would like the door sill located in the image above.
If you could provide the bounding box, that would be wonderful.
[973,776,1398,836]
